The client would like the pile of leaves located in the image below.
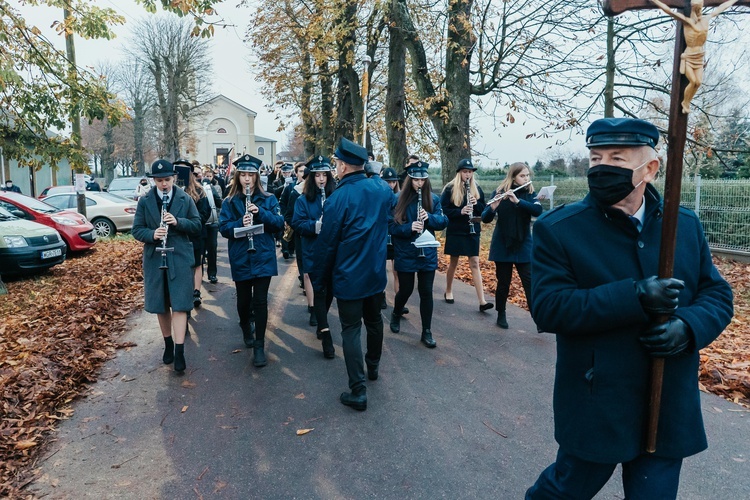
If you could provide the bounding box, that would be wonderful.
[0,239,144,497]
[437,233,750,407]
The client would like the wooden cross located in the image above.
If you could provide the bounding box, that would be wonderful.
[601,0,750,454]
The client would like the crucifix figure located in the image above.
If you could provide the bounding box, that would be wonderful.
[649,0,740,113]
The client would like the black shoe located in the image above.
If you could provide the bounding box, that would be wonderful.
[389,312,401,333]
[340,390,367,411]
[253,341,267,367]
[480,302,494,312]
[174,344,186,372]
[496,311,509,329]
[241,322,256,347]
[421,329,437,348]
[208,275,218,284]
[366,362,378,381]
[381,291,387,309]
[193,289,202,308]
[283,251,290,259]
[162,336,174,364]
[308,306,318,326]
[401,307,409,315]
[321,330,335,359]
[444,293,454,304]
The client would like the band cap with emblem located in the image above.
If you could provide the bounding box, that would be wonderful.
[406,161,430,179]
[232,154,263,173]
[334,137,368,166]
[149,159,177,177]
[306,155,332,172]
[382,167,399,182]
[281,163,294,172]
[456,158,477,172]
[586,118,660,149]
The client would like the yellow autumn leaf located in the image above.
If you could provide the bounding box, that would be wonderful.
[181,406,189,413]
[15,440,37,450]
[296,428,314,436]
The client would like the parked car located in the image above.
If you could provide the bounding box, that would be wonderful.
[38,185,75,199]
[0,192,96,251]
[0,206,67,276]
[107,177,151,200]
[43,192,137,238]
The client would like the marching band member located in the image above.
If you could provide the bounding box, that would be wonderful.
[219,154,284,368]
[132,159,202,373]
[291,156,336,358]
[381,167,402,305]
[440,159,492,312]
[481,162,542,329]
[389,161,448,348]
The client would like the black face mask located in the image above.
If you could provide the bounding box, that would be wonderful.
[587,163,645,206]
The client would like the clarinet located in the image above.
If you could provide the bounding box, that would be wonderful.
[245,185,256,253]
[465,179,476,234]
[417,187,426,258]
[316,186,326,234]
[158,189,170,270]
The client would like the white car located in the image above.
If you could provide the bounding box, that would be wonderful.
[43,192,137,238]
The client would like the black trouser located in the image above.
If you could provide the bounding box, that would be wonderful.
[394,270,435,330]
[204,223,219,278]
[337,294,384,392]
[494,261,531,313]
[314,285,334,330]
[235,277,271,342]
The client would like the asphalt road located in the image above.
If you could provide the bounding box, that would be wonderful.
[28,239,750,499]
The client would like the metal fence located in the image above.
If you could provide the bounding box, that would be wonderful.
[459,176,750,254]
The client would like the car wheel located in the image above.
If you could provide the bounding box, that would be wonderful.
[92,218,116,238]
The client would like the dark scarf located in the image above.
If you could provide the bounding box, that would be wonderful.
[496,185,530,253]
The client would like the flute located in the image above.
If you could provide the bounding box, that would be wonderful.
[487,180,533,205]
[417,187,426,258]
[465,179,476,234]
[245,185,256,253]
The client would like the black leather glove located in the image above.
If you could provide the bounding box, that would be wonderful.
[634,276,685,316]
[639,318,693,357]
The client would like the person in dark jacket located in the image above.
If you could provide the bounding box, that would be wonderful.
[381,167,402,307]
[388,161,448,348]
[132,159,202,373]
[441,159,492,312]
[526,118,733,499]
[292,156,336,358]
[312,138,393,411]
[219,154,285,368]
[279,163,303,260]
[202,167,222,284]
[481,162,542,329]
[2,180,22,193]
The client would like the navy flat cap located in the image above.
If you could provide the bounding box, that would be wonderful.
[148,159,177,177]
[334,137,368,166]
[586,118,659,149]
[457,158,477,171]
[232,154,262,173]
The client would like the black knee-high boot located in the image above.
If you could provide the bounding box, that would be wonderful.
[163,336,174,364]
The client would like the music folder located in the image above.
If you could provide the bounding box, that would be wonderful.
[234,224,265,238]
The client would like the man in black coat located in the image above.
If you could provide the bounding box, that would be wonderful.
[526,118,733,499]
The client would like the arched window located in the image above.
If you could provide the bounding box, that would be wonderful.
[257,147,265,156]
[217,128,227,134]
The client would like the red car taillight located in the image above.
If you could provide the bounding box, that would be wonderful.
[125,207,136,214]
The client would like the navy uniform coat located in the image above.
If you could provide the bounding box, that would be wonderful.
[291,192,324,275]
[481,190,543,263]
[132,187,202,314]
[531,184,733,463]
[440,183,486,236]
[389,192,448,273]
[219,191,284,282]
[312,171,393,300]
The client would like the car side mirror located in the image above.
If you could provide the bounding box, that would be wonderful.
[10,209,27,219]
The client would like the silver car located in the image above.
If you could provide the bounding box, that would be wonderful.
[43,192,137,238]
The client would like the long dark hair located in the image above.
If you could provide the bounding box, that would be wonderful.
[393,177,433,224]
[227,170,269,199]
[303,171,335,201]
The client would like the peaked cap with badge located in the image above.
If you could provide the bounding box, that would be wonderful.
[456,158,477,172]
[334,137,368,166]
[232,154,263,173]
[149,159,177,177]
[306,155,332,172]
[586,117,660,149]
[406,161,430,179]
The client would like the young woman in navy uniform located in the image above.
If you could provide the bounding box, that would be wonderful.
[388,162,448,348]
[132,159,202,373]
[219,154,284,368]
[481,162,542,328]
[291,156,336,358]
[440,159,492,311]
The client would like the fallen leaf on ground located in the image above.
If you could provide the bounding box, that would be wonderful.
[296,428,314,436]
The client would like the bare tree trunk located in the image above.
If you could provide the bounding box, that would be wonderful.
[604,17,615,118]
[319,60,334,155]
[102,119,116,185]
[133,99,145,175]
[386,0,408,172]
[335,0,363,142]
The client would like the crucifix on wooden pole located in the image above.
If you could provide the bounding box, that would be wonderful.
[601,0,750,454]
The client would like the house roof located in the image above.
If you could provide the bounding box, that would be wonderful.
[254,135,277,143]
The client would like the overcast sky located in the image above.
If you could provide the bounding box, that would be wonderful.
[21,0,614,167]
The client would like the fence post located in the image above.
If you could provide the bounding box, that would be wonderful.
[549,174,555,209]
[694,174,701,216]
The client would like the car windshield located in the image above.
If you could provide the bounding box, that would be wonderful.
[14,196,61,214]
[109,178,141,190]
[0,206,18,220]
[94,192,135,203]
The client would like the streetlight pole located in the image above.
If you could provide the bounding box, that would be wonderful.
[360,55,372,147]
[63,2,86,217]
